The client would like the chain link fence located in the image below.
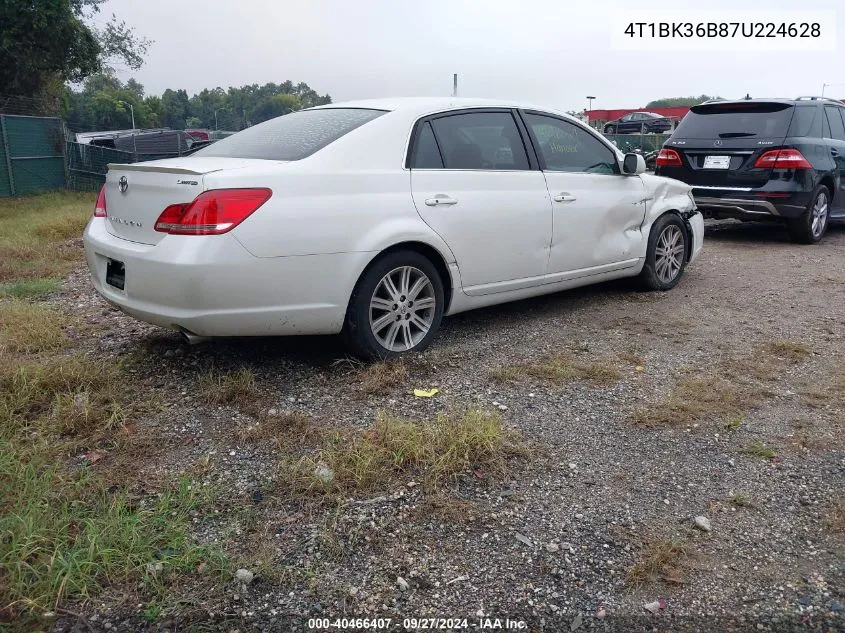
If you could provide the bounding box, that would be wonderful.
[0,115,66,197]
[602,133,667,153]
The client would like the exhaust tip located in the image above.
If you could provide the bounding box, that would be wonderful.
[178,328,211,346]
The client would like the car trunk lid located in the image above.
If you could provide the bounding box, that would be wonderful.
[103,157,278,245]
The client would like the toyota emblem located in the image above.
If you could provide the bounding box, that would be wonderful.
[118,176,129,193]
[713,140,723,147]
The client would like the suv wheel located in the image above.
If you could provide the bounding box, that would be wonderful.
[638,214,688,291]
[342,250,444,359]
[787,185,830,244]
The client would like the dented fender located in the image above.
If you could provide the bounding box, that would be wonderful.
[639,173,702,262]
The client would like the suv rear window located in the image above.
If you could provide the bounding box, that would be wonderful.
[674,102,795,139]
[195,108,386,161]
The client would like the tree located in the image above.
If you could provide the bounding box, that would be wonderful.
[0,0,150,101]
[645,95,723,108]
[251,94,301,124]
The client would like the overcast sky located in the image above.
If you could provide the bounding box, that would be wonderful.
[99,0,844,111]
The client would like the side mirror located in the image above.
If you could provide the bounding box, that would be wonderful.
[622,152,646,175]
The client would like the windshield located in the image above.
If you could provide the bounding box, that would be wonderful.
[675,102,795,139]
[195,108,387,161]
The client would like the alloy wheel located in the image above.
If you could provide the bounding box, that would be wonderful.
[655,225,685,284]
[369,266,436,352]
[811,191,829,239]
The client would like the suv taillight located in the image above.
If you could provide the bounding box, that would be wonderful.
[655,148,683,167]
[154,188,272,235]
[754,149,812,169]
[93,184,107,217]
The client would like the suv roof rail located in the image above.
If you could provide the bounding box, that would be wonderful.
[795,96,843,103]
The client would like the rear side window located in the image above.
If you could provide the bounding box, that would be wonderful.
[824,106,845,141]
[674,102,794,139]
[194,108,386,161]
[429,112,529,170]
[410,122,443,168]
[524,113,618,175]
[787,106,820,137]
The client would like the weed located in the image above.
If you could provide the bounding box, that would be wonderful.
[736,441,776,459]
[491,353,622,386]
[627,538,689,587]
[198,367,258,407]
[357,359,409,395]
[729,492,756,509]
[283,409,522,495]
[634,376,758,427]
[0,301,69,355]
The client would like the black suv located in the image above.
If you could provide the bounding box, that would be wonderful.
[655,97,845,243]
[604,112,671,135]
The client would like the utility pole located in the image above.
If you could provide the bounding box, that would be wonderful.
[586,96,595,127]
[453,74,458,97]
[118,100,137,161]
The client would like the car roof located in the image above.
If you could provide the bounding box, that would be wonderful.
[310,97,571,118]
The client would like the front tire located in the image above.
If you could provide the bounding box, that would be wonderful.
[342,250,444,360]
[604,125,616,134]
[787,185,830,244]
[638,214,688,291]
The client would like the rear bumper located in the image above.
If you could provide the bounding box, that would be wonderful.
[693,190,810,221]
[83,218,360,337]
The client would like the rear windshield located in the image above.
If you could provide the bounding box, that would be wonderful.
[674,102,795,139]
[195,108,387,161]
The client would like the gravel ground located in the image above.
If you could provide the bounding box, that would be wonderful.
[50,221,844,632]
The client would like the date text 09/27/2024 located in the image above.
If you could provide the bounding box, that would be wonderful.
[307,618,528,630]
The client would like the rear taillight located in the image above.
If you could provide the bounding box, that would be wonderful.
[655,148,683,167]
[154,188,272,235]
[754,149,812,170]
[93,184,107,217]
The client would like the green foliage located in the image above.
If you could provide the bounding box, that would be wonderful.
[645,95,723,108]
[0,1,150,101]
[65,75,332,132]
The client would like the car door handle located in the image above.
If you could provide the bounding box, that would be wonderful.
[832,149,840,157]
[425,196,458,206]
[552,193,577,203]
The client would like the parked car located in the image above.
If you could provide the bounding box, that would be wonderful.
[604,112,672,135]
[84,98,703,358]
[655,97,845,243]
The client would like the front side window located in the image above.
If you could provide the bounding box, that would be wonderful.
[194,108,386,161]
[429,112,530,170]
[524,113,618,175]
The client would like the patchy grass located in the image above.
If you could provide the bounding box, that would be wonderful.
[627,538,690,587]
[417,493,483,524]
[357,359,409,395]
[736,441,776,459]
[763,340,811,362]
[237,412,315,448]
[198,367,259,408]
[0,278,60,300]
[491,353,622,386]
[0,354,131,438]
[635,342,814,428]
[0,301,69,355]
[0,192,94,284]
[283,409,523,495]
[729,492,756,509]
[826,503,845,535]
[0,468,224,616]
[634,376,759,427]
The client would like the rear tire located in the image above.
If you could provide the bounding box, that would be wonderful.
[637,214,688,291]
[787,185,830,244]
[342,250,444,360]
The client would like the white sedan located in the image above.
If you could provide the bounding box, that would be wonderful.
[83,98,703,358]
